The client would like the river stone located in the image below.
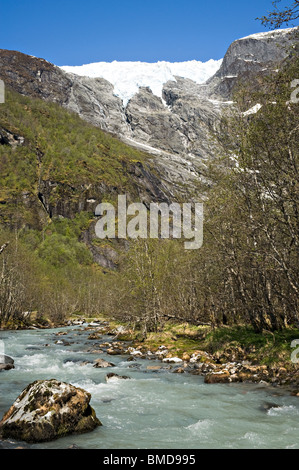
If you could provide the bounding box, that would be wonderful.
[204,371,230,384]
[0,379,101,443]
[162,357,183,364]
[0,354,14,371]
[0,364,14,371]
[0,354,14,365]
[106,373,131,383]
[93,358,115,368]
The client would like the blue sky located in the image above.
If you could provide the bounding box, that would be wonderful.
[0,0,297,65]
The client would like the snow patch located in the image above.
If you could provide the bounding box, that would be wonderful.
[243,103,262,116]
[240,27,297,41]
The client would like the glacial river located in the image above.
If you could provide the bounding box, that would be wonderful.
[0,325,299,449]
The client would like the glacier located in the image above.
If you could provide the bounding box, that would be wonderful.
[60,59,222,106]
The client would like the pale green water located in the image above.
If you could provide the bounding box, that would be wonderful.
[0,326,298,449]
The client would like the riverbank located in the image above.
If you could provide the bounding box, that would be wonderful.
[64,317,299,395]
[2,315,299,394]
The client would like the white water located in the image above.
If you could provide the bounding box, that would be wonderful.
[0,326,299,449]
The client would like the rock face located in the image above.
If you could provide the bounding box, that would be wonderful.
[0,379,101,442]
[207,28,298,100]
[0,126,25,149]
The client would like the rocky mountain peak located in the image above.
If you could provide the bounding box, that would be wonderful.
[207,27,298,99]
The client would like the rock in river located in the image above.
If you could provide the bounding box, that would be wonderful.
[93,358,115,368]
[0,354,14,371]
[0,379,101,443]
[106,373,131,383]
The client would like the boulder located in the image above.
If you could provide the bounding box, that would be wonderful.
[87,332,102,340]
[93,359,115,368]
[105,373,131,383]
[0,354,14,365]
[147,365,163,371]
[0,354,14,372]
[204,371,230,384]
[0,379,101,443]
[0,364,14,371]
[172,367,185,374]
[129,349,144,357]
[182,353,191,362]
[162,357,183,364]
[107,348,123,355]
[79,361,92,367]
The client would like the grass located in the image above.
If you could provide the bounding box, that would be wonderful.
[106,319,299,367]
[201,325,299,365]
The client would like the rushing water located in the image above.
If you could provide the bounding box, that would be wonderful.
[0,325,299,449]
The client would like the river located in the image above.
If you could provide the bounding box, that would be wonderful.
[0,325,298,449]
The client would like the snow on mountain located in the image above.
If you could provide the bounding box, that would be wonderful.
[242,103,262,116]
[240,26,298,41]
[60,59,222,106]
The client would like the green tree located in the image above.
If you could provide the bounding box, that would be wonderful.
[210,57,299,332]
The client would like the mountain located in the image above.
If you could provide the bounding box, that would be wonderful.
[1,27,297,197]
[206,27,299,99]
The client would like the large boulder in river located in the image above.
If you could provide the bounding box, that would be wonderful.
[0,379,101,443]
[0,354,14,371]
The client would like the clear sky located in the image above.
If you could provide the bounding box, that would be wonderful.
[0,0,298,65]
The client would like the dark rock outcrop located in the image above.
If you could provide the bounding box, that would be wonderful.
[0,49,72,104]
[0,126,25,148]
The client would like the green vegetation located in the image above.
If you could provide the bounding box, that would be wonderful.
[202,326,299,366]
[0,45,298,380]
[116,320,299,368]
[0,88,160,328]
[0,88,154,231]
[0,89,148,190]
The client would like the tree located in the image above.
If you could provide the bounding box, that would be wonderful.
[210,57,299,332]
[258,0,299,29]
